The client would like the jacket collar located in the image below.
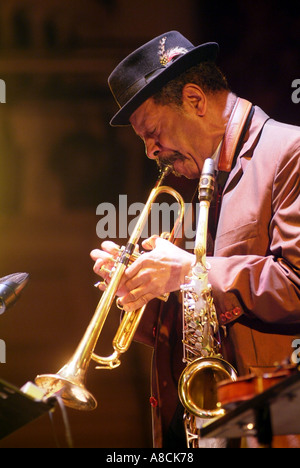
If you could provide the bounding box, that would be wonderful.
[222,105,270,194]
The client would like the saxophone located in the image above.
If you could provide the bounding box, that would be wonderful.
[178,158,237,448]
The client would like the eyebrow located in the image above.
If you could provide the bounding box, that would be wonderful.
[132,117,155,141]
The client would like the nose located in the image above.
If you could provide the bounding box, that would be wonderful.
[145,138,161,160]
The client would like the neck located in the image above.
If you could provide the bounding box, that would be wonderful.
[206,91,238,156]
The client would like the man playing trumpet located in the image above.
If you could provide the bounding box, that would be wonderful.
[91,31,300,448]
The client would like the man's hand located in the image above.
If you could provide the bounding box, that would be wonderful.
[91,236,194,312]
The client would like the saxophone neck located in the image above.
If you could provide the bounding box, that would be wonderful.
[192,157,216,277]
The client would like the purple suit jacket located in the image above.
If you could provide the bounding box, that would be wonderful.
[135,105,300,447]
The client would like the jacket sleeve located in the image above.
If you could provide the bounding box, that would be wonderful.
[208,133,300,326]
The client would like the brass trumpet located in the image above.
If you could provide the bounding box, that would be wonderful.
[35,168,185,411]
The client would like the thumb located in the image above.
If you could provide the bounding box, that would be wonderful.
[141,235,159,250]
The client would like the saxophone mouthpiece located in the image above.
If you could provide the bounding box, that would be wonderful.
[199,158,215,202]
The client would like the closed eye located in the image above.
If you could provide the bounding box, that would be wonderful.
[147,128,156,137]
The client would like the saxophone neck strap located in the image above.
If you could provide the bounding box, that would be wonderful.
[218,97,254,175]
[208,98,254,244]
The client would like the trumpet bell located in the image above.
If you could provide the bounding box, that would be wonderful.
[178,356,237,419]
[35,371,97,411]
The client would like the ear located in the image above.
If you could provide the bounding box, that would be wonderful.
[182,83,207,117]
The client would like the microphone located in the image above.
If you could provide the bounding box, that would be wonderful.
[0,272,29,315]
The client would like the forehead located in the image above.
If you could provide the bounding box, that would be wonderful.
[129,98,160,132]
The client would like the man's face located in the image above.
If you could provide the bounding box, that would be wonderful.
[129,97,206,179]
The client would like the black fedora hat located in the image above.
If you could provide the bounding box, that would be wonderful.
[108,31,219,126]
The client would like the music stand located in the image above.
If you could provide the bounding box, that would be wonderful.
[0,378,55,440]
[199,371,300,447]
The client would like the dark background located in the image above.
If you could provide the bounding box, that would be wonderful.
[0,0,299,448]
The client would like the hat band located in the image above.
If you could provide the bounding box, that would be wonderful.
[116,67,163,107]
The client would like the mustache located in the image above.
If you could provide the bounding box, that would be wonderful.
[156,152,186,172]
